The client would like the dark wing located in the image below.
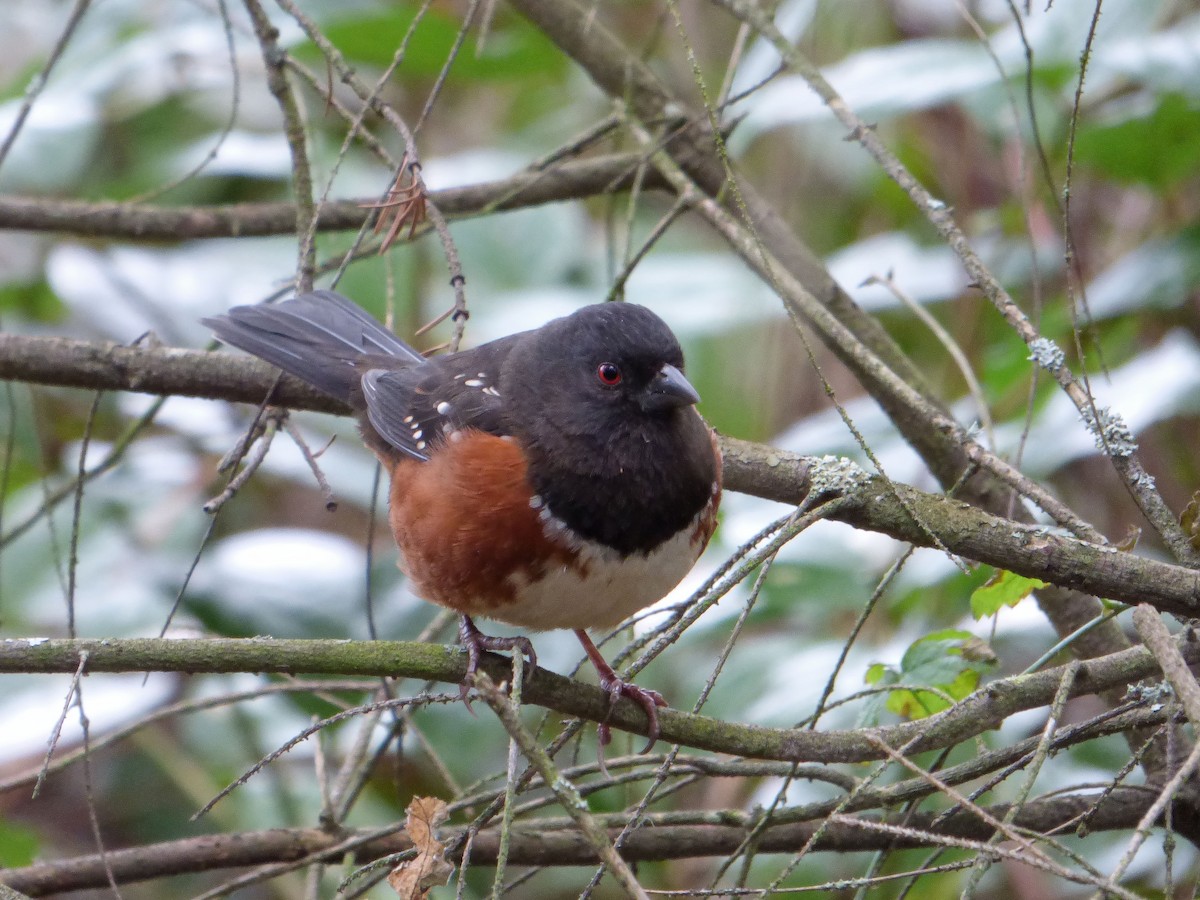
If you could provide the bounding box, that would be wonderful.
[361,334,524,462]
[203,290,425,403]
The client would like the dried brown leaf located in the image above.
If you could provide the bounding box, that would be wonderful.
[362,158,429,253]
[1116,525,1142,553]
[387,796,454,899]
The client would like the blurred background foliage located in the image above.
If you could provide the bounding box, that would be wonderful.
[1,0,1199,897]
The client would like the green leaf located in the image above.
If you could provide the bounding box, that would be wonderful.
[865,662,894,686]
[1075,93,1200,188]
[885,667,981,719]
[859,663,899,726]
[971,569,1048,619]
[864,630,996,722]
[302,9,564,82]
[0,280,66,321]
[0,819,39,867]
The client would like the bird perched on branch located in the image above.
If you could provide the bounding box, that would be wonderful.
[204,290,721,746]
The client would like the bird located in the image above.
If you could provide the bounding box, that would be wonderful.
[204,290,722,747]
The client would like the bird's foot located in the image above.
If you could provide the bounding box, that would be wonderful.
[574,629,666,754]
[458,615,536,709]
[597,675,666,753]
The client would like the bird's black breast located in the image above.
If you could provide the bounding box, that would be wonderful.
[522,412,718,556]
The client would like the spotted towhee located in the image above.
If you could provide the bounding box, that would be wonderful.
[204,291,722,745]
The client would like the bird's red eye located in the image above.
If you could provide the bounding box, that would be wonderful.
[596,362,622,386]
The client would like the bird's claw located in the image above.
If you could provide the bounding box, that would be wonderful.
[597,677,667,753]
[458,616,536,710]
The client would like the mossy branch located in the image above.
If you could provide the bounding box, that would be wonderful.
[1,635,1192,763]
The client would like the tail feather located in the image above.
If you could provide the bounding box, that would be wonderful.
[203,290,423,403]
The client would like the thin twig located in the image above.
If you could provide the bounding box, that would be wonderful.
[490,655,524,898]
[66,392,102,638]
[829,815,1141,900]
[33,651,90,799]
[0,0,93,173]
[867,735,1060,872]
[864,271,994,447]
[1132,605,1200,729]
[961,661,1080,896]
[281,418,338,511]
[272,0,470,348]
[128,0,241,203]
[244,0,317,291]
[474,671,651,900]
[1094,739,1200,896]
[73,660,123,899]
[203,408,283,513]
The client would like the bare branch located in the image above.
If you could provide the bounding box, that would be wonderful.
[2,334,1199,615]
[0,790,1159,896]
[0,154,666,240]
[0,635,1192,764]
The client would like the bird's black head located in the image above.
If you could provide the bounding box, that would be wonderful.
[505,302,700,425]
[501,302,716,554]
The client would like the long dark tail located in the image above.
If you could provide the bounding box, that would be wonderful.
[203,290,423,404]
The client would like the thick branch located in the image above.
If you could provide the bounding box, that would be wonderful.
[0,790,1155,896]
[0,154,663,240]
[0,637,1189,763]
[2,336,1198,615]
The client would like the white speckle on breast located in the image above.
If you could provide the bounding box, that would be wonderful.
[436,401,452,415]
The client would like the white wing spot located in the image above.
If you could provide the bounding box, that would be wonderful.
[403,415,414,424]
[483,386,501,397]
[416,440,427,450]
[463,378,484,388]
[412,429,423,440]
[436,401,452,415]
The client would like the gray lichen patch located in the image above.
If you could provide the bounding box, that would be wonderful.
[1081,405,1138,457]
[809,455,871,496]
[1027,337,1066,374]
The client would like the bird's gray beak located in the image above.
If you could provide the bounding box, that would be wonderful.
[642,363,701,412]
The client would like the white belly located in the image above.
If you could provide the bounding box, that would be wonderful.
[487,513,706,631]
